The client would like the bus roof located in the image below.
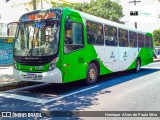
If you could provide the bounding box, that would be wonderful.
[19,7,151,35]
[63,8,150,35]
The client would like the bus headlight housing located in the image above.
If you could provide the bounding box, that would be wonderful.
[49,58,57,71]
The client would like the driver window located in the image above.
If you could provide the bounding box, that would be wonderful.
[64,22,84,54]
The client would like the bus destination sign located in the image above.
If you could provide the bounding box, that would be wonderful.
[27,12,55,21]
[20,9,62,22]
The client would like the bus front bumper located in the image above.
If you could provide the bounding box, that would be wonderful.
[13,68,62,83]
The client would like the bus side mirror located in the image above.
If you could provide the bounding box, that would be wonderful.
[65,17,71,30]
[7,22,18,37]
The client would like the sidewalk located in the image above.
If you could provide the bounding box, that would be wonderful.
[0,66,15,87]
[0,65,33,91]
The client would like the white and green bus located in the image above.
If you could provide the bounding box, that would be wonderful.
[12,8,153,85]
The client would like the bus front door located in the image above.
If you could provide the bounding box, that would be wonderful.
[63,17,86,83]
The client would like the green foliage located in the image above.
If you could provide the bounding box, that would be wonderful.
[51,0,124,23]
[153,29,160,46]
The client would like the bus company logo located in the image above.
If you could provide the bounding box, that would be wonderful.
[130,10,151,17]
[129,5,156,22]
[2,112,12,117]
[130,11,138,16]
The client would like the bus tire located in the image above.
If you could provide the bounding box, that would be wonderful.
[134,59,141,73]
[85,63,98,85]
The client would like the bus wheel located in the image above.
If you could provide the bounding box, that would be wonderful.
[134,59,141,73]
[86,63,98,85]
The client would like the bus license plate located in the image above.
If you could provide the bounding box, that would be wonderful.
[27,73,35,78]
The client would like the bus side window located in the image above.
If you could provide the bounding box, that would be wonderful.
[145,36,148,48]
[145,36,152,48]
[96,24,104,45]
[138,33,144,48]
[64,22,84,54]
[149,36,152,48]
[129,31,137,48]
[104,25,117,46]
[118,28,128,47]
[86,21,97,44]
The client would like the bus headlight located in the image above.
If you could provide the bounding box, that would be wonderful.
[49,58,57,71]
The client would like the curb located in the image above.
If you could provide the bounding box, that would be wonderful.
[0,64,13,67]
[0,81,37,92]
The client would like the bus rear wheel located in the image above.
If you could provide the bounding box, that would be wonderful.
[85,63,98,85]
[134,59,141,73]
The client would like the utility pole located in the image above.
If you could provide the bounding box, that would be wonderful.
[33,0,37,10]
[129,0,141,29]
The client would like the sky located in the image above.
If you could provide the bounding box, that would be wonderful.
[0,0,160,32]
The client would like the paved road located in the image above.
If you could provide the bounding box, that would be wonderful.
[0,62,160,120]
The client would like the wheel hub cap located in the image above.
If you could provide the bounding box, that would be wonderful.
[89,69,96,80]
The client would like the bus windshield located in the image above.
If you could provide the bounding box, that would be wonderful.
[14,19,60,56]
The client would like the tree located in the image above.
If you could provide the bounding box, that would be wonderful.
[51,0,124,23]
[153,29,160,46]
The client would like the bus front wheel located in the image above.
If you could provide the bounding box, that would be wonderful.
[85,63,98,85]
